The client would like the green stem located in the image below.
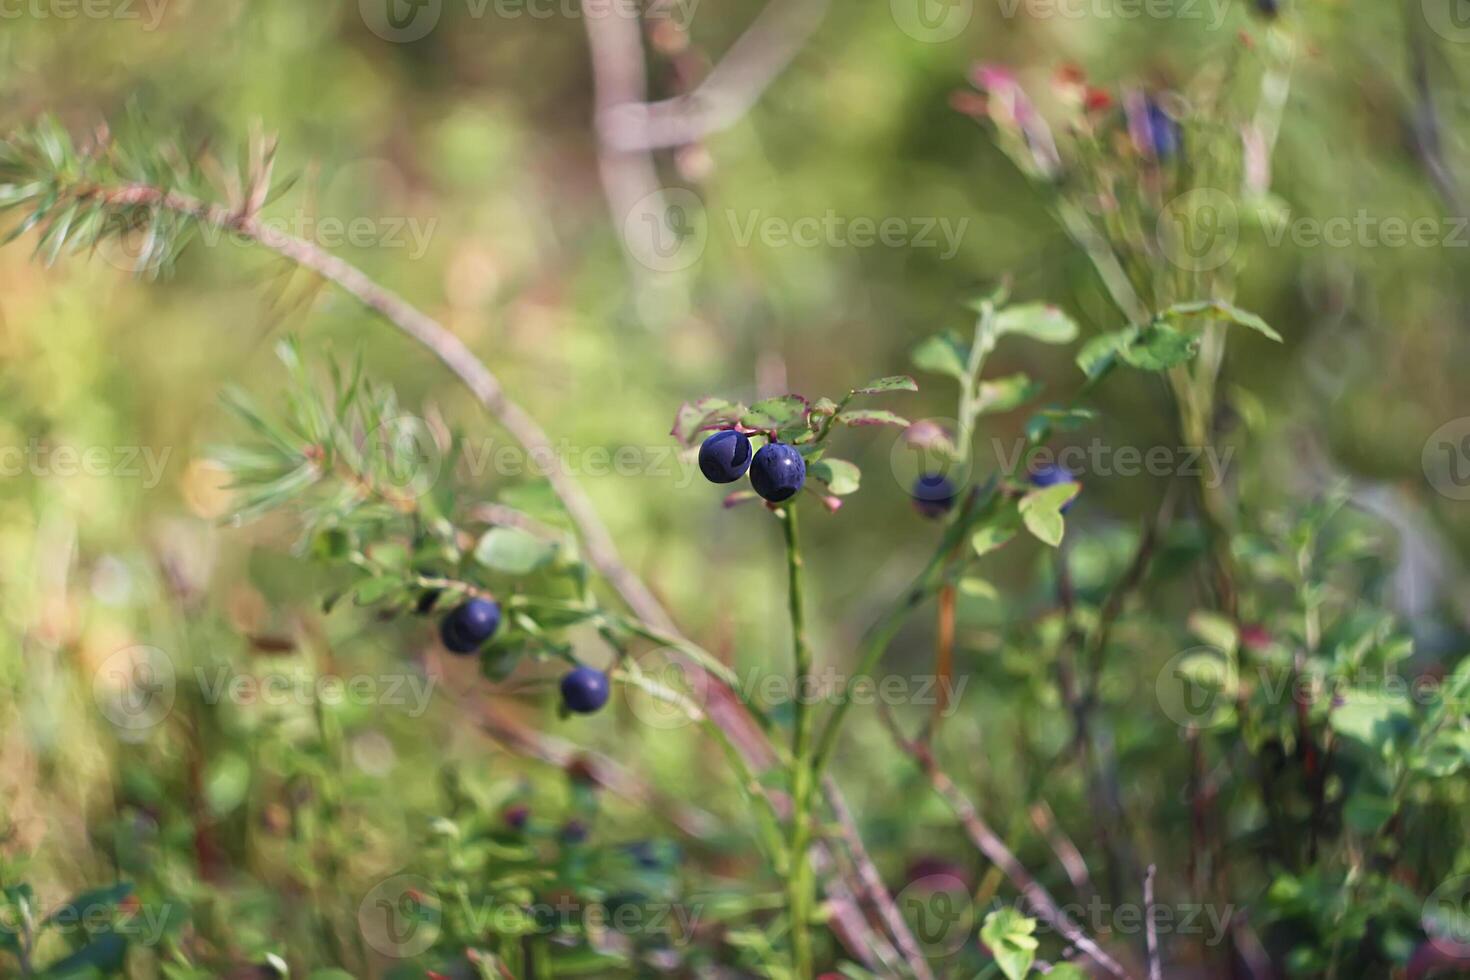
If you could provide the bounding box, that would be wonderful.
[781,504,816,978]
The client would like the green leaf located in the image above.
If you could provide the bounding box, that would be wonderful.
[980,908,1038,980]
[994,302,1079,344]
[1160,300,1283,342]
[351,574,405,606]
[1019,482,1079,547]
[39,931,128,977]
[474,527,558,575]
[852,375,918,394]
[912,333,970,381]
[204,752,251,817]
[1118,322,1199,371]
[958,577,998,600]
[972,521,1019,557]
[670,397,742,445]
[1076,330,1131,380]
[44,884,134,930]
[1328,690,1412,754]
[809,458,861,496]
[742,395,809,430]
[974,373,1041,415]
[836,410,910,428]
[1343,787,1396,833]
[1045,966,1089,980]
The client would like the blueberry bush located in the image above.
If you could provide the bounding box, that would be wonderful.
[2,4,1469,979]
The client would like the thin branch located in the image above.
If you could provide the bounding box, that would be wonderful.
[825,777,935,980]
[75,179,905,965]
[879,707,1137,980]
[1143,864,1162,980]
[597,0,831,151]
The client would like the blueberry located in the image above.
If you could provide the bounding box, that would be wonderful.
[560,666,611,714]
[1144,99,1181,161]
[749,443,806,502]
[698,429,753,484]
[560,819,589,844]
[1028,462,1078,513]
[439,597,501,654]
[503,803,530,830]
[1255,0,1278,15]
[911,473,957,519]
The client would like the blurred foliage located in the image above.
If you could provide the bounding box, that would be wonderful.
[3,0,1470,976]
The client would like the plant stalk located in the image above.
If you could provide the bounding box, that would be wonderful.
[781,503,816,977]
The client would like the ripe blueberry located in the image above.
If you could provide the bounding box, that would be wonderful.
[749,442,806,502]
[503,803,530,830]
[911,473,957,519]
[439,597,501,654]
[1028,462,1078,513]
[560,666,611,714]
[1144,99,1180,160]
[1255,0,1278,15]
[560,819,589,844]
[698,429,753,484]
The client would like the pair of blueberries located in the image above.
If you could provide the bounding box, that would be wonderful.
[698,429,805,502]
[440,598,609,713]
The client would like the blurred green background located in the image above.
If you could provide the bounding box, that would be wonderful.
[4,0,1470,975]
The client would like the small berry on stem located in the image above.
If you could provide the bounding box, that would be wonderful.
[439,597,501,654]
[698,429,753,484]
[560,666,611,714]
[911,473,958,519]
[749,443,806,502]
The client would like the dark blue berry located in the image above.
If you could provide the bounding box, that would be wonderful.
[439,597,501,654]
[749,443,806,502]
[698,429,753,484]
[1256,0,1278,15]
[503,803,530,830]
[560,819,589,844]
[911,473,957,519]
[1028,463,1079,513]
[560,666,611,714]
[1145,99,1181,161]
